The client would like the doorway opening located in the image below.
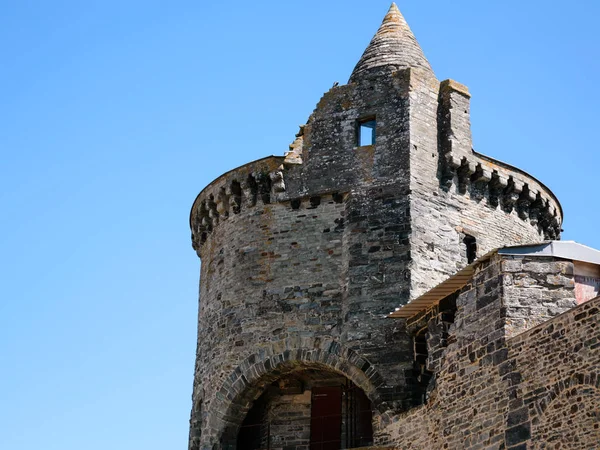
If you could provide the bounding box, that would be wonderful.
[237,370,373,450]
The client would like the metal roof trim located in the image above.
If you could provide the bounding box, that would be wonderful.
[388,241,600,319]
[498,241,600,266]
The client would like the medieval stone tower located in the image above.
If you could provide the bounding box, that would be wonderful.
[188,4,563,449]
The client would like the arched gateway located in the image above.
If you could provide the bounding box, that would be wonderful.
[200,343,386,450]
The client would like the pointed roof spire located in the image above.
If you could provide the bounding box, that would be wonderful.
[349,3,433,82]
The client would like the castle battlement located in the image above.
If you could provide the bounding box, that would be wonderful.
[437,78,562,239]
[191,79,562,253]
[191,145,562,255]
[190,156,286,253]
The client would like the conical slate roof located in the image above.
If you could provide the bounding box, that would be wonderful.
[349,3,433,82]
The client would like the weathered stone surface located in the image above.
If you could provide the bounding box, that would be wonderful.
[186,4,575,450]
[381,255,600,449]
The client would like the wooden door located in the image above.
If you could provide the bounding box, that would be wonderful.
[310,386,342,450]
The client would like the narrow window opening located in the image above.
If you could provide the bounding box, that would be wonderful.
[358,118,376,146]
[463,234,477,264]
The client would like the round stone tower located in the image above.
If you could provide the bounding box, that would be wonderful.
[188,4,562,449]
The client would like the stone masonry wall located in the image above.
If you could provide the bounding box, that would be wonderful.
[506,297,600,449]
[300,70,416,409]
[502,255,577,338]
[379,255,600,449]
[189,63,564,449]
[266,390,312,450]
[190,69,420,450]
[407,69,557,300]
[380,255,510,448]
[193,195,348,447]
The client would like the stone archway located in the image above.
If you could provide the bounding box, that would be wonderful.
[202,338,388,449]
[530,373,600,449]
[236,368,374,450]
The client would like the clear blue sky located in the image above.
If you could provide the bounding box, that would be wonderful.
[1,1,598,449]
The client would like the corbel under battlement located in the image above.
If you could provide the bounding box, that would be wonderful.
[438,79,562,240]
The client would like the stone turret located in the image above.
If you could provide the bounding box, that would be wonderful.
[188,5,562,449]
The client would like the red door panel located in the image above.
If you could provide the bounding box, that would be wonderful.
[311,386,342,450]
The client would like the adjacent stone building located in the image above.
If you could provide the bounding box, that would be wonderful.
[188,4,599,449]
[387,242,600,449]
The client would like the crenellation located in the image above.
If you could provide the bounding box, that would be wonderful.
[528,192,544,227]
[434,150,562,240]
[456,159,477,194]
[216,188,228,218]
[516,185,534,221]
[436,79,562,238]
[229,180,242,214]
[488,171,508,208]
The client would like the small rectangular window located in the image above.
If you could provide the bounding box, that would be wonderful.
[358,118,376,146]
